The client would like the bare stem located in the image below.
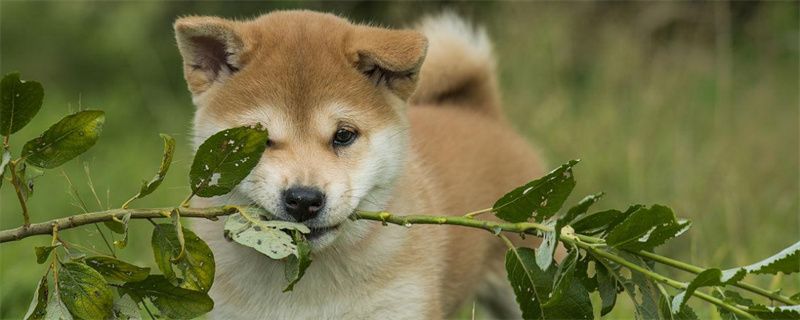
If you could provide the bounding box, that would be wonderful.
[8,160,31,227]
[0,206,239,243]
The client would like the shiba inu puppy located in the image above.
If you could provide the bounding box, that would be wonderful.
[176,10,545,319]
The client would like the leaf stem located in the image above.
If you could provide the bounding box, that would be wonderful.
[463,207,493,218]
[8,159,31,227]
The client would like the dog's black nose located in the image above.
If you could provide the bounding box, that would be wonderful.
[283,187,325,222]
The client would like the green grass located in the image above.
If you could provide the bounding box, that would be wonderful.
[1,2,797,319]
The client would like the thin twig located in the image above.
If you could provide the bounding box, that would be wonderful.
[0,206,238,243]
[8,160,31,227]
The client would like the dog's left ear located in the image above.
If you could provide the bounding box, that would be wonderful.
[174,16,251,97]
[350,27,428,100]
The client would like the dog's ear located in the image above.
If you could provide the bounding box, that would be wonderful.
[350,27,428,100]
[174,16,250,96]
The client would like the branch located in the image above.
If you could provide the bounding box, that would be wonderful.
[351,210,796,308]
[1,206,794,309]
[0,206,239,243]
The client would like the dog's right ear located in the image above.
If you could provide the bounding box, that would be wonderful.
[174,16,249,96]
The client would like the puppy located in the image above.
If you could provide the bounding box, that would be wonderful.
[176,10,545,319]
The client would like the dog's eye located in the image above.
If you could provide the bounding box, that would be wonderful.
[265,139,274,147]
[332,128,357,147]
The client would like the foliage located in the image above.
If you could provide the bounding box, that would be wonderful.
[1,72,798,319]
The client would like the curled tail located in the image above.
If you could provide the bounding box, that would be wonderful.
[411,13,502,118]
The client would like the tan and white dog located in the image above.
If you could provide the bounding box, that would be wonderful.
[176,10,545,319]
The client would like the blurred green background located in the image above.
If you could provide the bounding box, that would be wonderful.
[1,2,797,319]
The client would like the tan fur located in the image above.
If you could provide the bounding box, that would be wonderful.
[177,10,544,319]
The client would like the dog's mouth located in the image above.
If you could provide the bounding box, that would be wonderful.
[306,225,340,240]
[257,212,341,240]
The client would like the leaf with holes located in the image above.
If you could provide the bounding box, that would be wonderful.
[505,247,592,319]
[57,262,114,319]
[605,205,681,250]
[22,110,104,169]
[151,224,214,292]
[596,262,619,316]
[121,275,213,319]
[24,276,48,320]
[605,252,662,320]
[748,305,800,319]
[190,125,268,197]
[284,230,312,292]
[571,208,629,236]
[84,256,149,284]
[493,160,578,223]
[722,241,800,279]
[223,209,310,260]
[542,248,578,307]
[549,193,604,267]
[1,72,43,136]
[125,134,175,206]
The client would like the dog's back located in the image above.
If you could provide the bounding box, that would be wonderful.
[404,14,546,317]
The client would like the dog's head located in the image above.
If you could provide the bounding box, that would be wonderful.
[175,11,427,250]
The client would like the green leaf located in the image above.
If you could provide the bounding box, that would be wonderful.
[121,275,213,319]
[35,245,59,264]
[563,193,604,224]
[722,241,800,278]
[505,247,592,319]
[605,252,662,320]
[284,230,312,292]
[151,224,214,292]
[111,294,141,320]
[660,294,698,320]
[571,209,627,236]
[595,263,618,316]
[493,160,578,223]
[24,276,48,320]
[671,269,722,314]
[125,134,175,206]
[84,256,149,284]
[748,305,800,319]
[190,125,268,197]
[671,267,747,314]
[110,212,131,248]
[223,207,310,260]
[550,193,604,267]
[605,205,685,251]
[1,72,44,135]
[712,290,754,320]
[791,291,800,302]
[543,248,578,307]
[57,262,114,319]
[22,110,104,169]
[44,289,73,320]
